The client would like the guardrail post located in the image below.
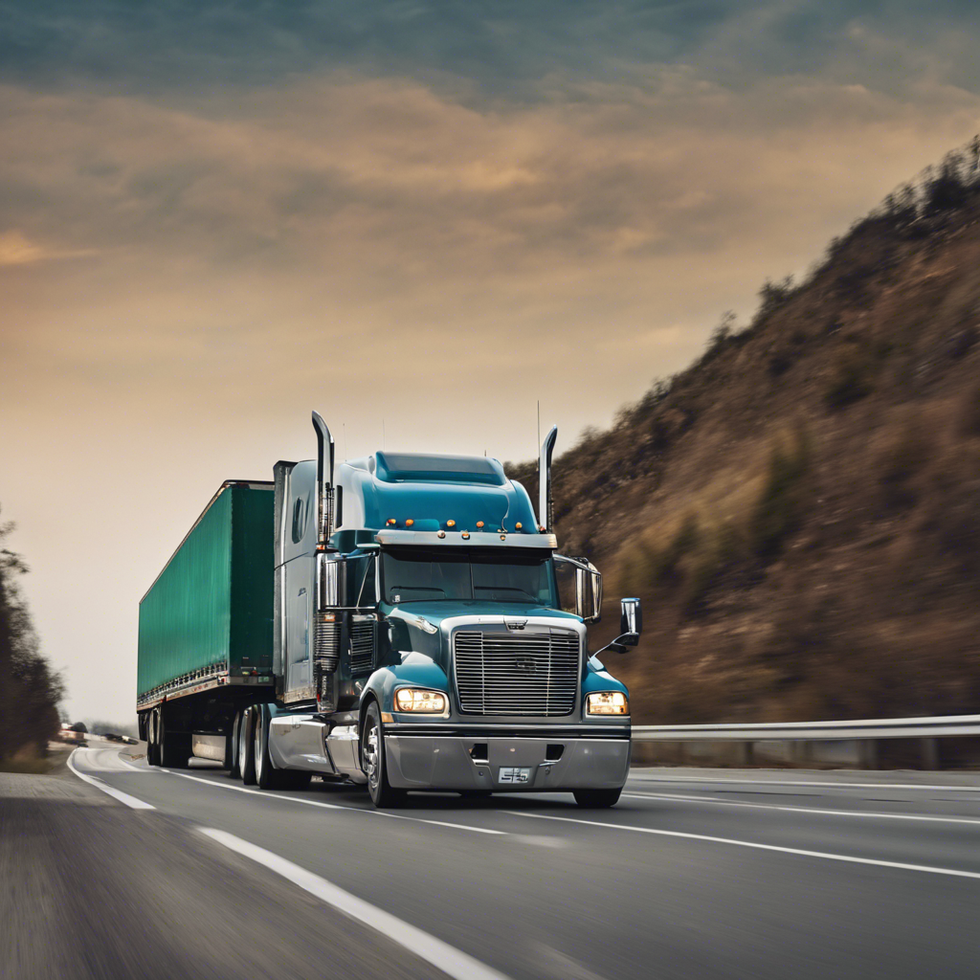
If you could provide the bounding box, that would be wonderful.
[921,737,939,770]
[859,738,879,769]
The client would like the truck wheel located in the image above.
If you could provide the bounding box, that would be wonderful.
[573,788,622,808]
[254,705,287,790]
[239,707,256,785]
[362,702,405,809]
[228,711,242,778]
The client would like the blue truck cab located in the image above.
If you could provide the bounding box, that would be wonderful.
[238,413,640,808]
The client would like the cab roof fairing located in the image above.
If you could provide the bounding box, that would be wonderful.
[331,452,539,538]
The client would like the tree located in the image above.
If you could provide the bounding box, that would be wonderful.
[0,509,63,761]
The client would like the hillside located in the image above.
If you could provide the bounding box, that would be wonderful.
[511,139,980,725]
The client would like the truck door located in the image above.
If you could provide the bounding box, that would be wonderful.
[282,463,317,702]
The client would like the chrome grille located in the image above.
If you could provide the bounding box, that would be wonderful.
[453,629,580,716]
[349,617,375,674]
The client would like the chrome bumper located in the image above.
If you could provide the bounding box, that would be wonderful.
[384,735,630,792]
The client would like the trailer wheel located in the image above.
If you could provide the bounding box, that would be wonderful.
[147,709,160,767]
[239,707,257,785]
[573,788,622,808]
[158,711,191,768]
[362,702,405,809]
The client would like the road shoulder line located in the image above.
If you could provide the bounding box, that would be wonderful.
[199,827,513,980]
[621,792,980,825]
[67,750,155,810]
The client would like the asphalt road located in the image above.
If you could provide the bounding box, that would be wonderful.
[5,740,980,980]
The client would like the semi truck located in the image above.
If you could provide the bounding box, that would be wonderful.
[137,413,641,808]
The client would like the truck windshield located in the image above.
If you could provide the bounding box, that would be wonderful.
[381,548,556,605]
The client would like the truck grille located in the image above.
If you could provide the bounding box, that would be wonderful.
[349,617,376,675]
[453,629,580,716]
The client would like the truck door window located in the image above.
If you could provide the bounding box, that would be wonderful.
[291,497,304,543]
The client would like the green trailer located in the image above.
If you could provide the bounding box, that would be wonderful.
[137,481,275,762]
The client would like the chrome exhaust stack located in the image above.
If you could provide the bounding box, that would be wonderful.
[538,425,558,533]
[312,411,336,547]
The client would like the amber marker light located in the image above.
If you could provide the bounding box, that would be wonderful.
[476,521,484,528]
[461,531,471,540]
[405,519,414,527]
[447,519,456,528]
[515,523,522,530]
[386,518,397,526]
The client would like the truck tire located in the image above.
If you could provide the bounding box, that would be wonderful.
[159,712,191,769]
[362,702,405,809]
[228,711,242,779]
[254,704,287,790]
[147,709,161,767]
[239,707,256,785]
[573,788,622,808]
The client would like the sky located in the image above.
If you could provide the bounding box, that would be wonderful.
[2,0,980,722]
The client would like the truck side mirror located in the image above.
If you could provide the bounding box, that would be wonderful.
[575,562,603,624]
[555,554,602,623]
[619,598,642,646]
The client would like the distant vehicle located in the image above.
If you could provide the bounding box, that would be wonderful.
[60,724,86,743]
[137,413,640,808]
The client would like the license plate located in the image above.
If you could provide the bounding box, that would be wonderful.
[498,767,532,784]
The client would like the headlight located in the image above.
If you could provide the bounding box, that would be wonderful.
[586,692,629,716]
[394,688,448,713]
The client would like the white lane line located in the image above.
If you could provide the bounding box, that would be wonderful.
[629,775,980,792]
[161,768,507,836]
[67,750,155,810]
[200,827,513,980]
[500,810,980,882]
[621,792,980,826]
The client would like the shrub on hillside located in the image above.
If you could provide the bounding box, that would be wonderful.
[749,427,812,558]
[824,351,875,409]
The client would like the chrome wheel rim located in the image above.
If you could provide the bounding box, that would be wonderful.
[238,712,248,770]
[254,714,264,781]
[363,721,380,792]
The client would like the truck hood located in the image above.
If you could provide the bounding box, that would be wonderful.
[381,600,583,673]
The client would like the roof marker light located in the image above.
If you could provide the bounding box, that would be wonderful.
[515,523,522,530]
[386,518,397,526]
[447,520,456,528]
[476,521,484,528]
[461,531,471,540]
[405,519,414,527]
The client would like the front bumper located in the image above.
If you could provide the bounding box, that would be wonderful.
[384,734,630,792]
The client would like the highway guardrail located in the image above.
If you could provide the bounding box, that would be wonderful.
[630,715,980,769]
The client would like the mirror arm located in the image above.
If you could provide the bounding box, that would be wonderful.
[595,633,637,656]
